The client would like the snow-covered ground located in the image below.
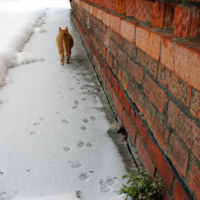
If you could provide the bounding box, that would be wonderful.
[0,1,129,200]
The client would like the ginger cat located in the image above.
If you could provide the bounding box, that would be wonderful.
[56,27,74,65]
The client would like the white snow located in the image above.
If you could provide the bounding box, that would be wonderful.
[0,0,128,200]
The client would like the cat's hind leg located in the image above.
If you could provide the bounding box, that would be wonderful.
[59,49,64,66]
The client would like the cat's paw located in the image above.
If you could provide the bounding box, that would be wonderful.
[61,61,64,66]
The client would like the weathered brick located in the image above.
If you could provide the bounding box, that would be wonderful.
[120,19,138,43]
[116,46,127,67]
[190,88,200,119]
[110,73,119,94]
[128,79,137,101]
[135,0,153,21]
[152,2,164,28]
[116,0,126,14]
[103,11,110,26]
[161,36,175,72]
[170,134,189,177]
[118,67,123,82]
[111,30,123,46]
[108,39,117,57]
[174,181,189,200]
[158,62,192,107]
[143,74,168,113]
[168,101,200,159]
[137,49,158,77]
[135,86,145,114]
[123,110,137,143]
[127,58,144,84]
[189,161,200,199]
[122,70,129,90]
[119,87,131,114]
[144,98,157,129]
[112,59,120,75]
[136,137,155,174]
[113,15,121,33]
[123,38,137,58]
[130,108,148,143]
[113,91,123,119]
[174,5,200,37]
[109,0,116,11]
[174,43,200,90]
[155,114,171,149]
[147,136,174,190]
[125,0,135,17]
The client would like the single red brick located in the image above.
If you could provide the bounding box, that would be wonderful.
[144,98,157,129]
[109,14,115,30]
[174,181,189,200]
[112,59,120,75]
[101,68,106,84]
[103,11,110,27]
[97,8,103,21]
[168,101,199,152]
[170,134,189,177]
[125,0,135,17]
[113,92,123,119]
[102,0,109,9]
[111,30,123,46]
[128,79,137,101]
[122,70,129,90]
[130,108,148,143]
[110,73,119,94]
[152,2,164,28]
[158,63,192,107]
[154,114,170,149]
[136,137,155,174]
[135,87,145,114]
[193,125,200,161]
[135,0,153,21]
[136,26,161,61]
[143,74,168,113]
[127,58,144,84]
[137,49,158,77]
[174,6,200,37]
[119,87,131,114]
[190,88,200,119]
[116,0,126,14]
[147,136,174,190]
[108,39,117,57]
[189,161,200,199]
[120,19,138,43]
[109,0,116,11]
[116,46,127,68]
[113,15,121,33]
[123,38,137,58]
[161,36,175,72]
[123,110,137,142]
[118,67,123,82]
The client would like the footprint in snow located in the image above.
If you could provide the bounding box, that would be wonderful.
[71,161,82,168]
[56,111,61,114]
[81,126,86,131]
[30,131,38,135]
[98,177,115,193]
[78,173,89,181]
[90,116,96,121]
[39,117,47,121]
[63,146,70,152]
[86,142,92,147]
[83,119,88,123]
[77,141,85,148]
[0,171,5,176]
[72,106,78,109]
[61,119,69,124]
[74,100,79,105]
[33,122,41,126]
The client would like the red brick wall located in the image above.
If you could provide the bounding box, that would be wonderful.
[71,0,200,199]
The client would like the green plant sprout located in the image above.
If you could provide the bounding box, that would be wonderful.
[119,169,165,200]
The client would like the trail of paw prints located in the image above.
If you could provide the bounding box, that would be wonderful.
[30,131,38,136]
[78,172,89,181]
[99,177,116,193]
[77,141,92,148]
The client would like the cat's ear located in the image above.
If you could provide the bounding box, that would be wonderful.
[65,27,69,32]
[59,27,62,32]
